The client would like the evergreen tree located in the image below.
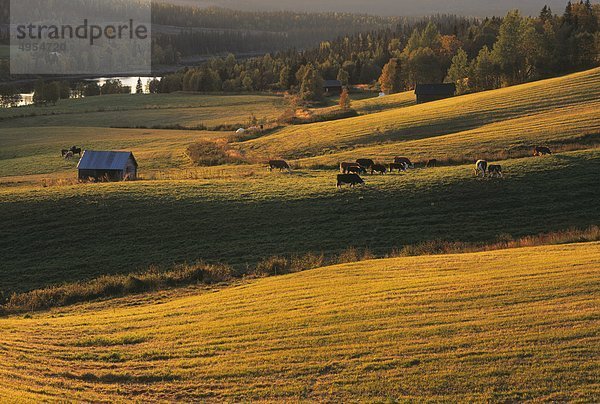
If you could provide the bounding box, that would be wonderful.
[136,78,144,94]
[45,82,61,105]
[33,79,46,105]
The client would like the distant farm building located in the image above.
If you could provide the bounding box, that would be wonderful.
[77,150,138,181]
[414,83,456,104]
[323,80,343,95]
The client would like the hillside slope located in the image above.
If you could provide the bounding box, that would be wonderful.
[1,243,598,401]
[1,149,599,293]
[240,68,600,159]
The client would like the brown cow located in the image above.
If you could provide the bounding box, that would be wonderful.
[269,160,291,172]
[371,164,387,174]
[425,159,438,168]
[394,157,414,168]
[340,162,363,174]
[533,146,552,156]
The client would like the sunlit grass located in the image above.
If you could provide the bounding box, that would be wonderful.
[0,242,598,401]
[240,68,600,159]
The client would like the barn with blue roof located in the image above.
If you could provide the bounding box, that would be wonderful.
[77,150,138,181]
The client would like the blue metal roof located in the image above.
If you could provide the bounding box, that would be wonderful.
[77,151,137,170]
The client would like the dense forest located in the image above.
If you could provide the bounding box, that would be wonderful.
[153,1,600,100]
[150,5,401,64]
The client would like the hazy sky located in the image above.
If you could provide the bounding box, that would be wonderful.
[182,0,575,17]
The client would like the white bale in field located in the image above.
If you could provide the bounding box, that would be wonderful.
[235,128,246,134]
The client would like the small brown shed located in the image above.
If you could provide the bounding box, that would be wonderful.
[77,150,138,181]
[414,83,456,104]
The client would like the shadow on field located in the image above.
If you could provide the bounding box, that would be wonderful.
[1,152,598,294]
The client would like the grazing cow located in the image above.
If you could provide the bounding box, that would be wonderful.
[488,164,503,177]
[389,162,408,172]
[70,146,82,157]
[61,149,69,157]
[340,162,362,174]
[268,160,291,172]
[426,159,438,168]
[347,165,367,175]
[394,157,414,168]
[337,174,364,188]
[533,146,552,156]
[474,160,488,177]
[64,151,74,160]
[356,159,375,170]
[371,164,387,174]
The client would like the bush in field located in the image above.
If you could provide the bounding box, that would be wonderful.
[2,262,233,314]
[185,141,246,166]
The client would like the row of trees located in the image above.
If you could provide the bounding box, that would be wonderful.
[445,2,600,94]
[27,79,132,106]
[154,2,599,101]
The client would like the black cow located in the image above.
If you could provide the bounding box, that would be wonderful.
[389,162,408,173]
[371,164,387,174]
[488,164,503,177]
[337,174,364,188]
[534,146,552,156]
[356,158,375,169]
[70,146,82,157]
[347,165,367,175]
[269,160,291,172]
[394,157,414,168]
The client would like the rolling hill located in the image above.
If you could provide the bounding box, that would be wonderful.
[1,149,599,293]
[240,68,600,160]
[1,243,598,401]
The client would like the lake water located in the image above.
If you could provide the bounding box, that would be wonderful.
[15,76,161,107]
[90,76,160,94]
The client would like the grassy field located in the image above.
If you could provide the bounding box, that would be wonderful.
[313,90,415,117]
[0,126,231,178]
[240,68,600,159]
[0,93,286,129]
[301,100,600,166]
[1,242,598,401]
[1,148,599,293]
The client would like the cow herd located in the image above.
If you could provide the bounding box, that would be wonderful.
[270,145,553,188]
[336,157,417,188]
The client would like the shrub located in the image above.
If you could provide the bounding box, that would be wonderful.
[251,256,290,277]
[1,262,233,315]
[185,141,246,166]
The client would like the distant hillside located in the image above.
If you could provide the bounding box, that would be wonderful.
[166,0,572,17]
[240,68,600,160]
